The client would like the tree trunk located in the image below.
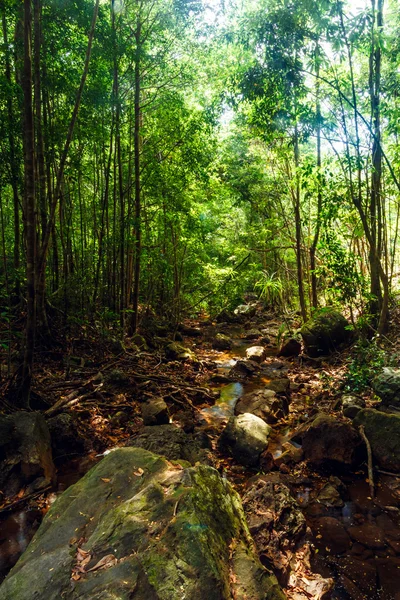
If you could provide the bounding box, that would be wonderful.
[19,0,36,408]
[294,125,307,321]
[130,13,142,334]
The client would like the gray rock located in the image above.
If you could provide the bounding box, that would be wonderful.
[300,308,351,357]
[234,304,257,319]
[235,389,287,424]
[373,367,400,407]
[245,346,267,363]
[141,398,169,426]
[212,333,233,350]
[126,424,211,465]
[229,360,260,378]
[0,412,55,496]
[353,408,400,472]
[243,329,261,340]
[341,395,366,419]
[219,413,271,467]
[0,448,284,600]
[301,414,363,468]
[265,378,290,395]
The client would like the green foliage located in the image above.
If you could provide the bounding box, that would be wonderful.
[343,337,386,394]
[255,271,284,308]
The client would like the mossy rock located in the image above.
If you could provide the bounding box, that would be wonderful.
[353,408,400,472]
[0,448,284,600]
[165,342,196,361]
[372,367,400,407]
[300,308,350,357]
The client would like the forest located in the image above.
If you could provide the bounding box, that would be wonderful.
[1,0,400,599]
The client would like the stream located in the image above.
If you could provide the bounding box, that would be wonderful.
[1,318,400,599]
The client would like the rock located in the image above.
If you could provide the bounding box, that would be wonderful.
[215,308,238,324]
[47,413,86,461]
[126,424,211,465]
[245,346,267,363]
[243,329,261,340]
[105,369,130,386]
[275,442,303,465]
[141,398,169,426]
[229,360,260,378]
[265,378,290,395]
[373,367,400,408]
[342,395,366,419]
[301,414,363,468]
[0,413,55,496]
[109,411,130,428]
[234,304,257,319]
[348,523,386,549]
[300,308,350,357]
[277,338,302,358]
[235,389,287,424]
[165,341,195,361]
[219,414,271,467]
[375,558,400,600]
[131,333,148,348]
[0,448,284,600]
[311,517,351,554]
[353,408,400,472]
[317,483,344,507]
[212,333,233,350]
[178,323,202,337]
[243,479,307,579]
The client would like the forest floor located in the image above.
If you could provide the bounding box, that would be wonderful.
[1,305,400,599]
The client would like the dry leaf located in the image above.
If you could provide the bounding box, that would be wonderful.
[87,554,117,572]
[101,478,111,483]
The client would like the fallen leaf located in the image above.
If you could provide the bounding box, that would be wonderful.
[87,554,117,572]
[101,478,111,483]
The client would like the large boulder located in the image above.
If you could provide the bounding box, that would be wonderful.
[372,367,400,408]
[47,413,86,461]
[301,414,363,468]
[126,424,211,466]
[219,413,271,467]
[353,408,400,472]
[235,389,287,424]
[0,448,284,600]
[0,412,55,496]
[300,308,350,357]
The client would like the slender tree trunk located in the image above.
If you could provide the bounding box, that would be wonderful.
[310,45,322,309]
[19,0,36,408]
[370,0,387,331]
[2,7,21,301]
[130,13,142,334]
[294,125,307,321]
